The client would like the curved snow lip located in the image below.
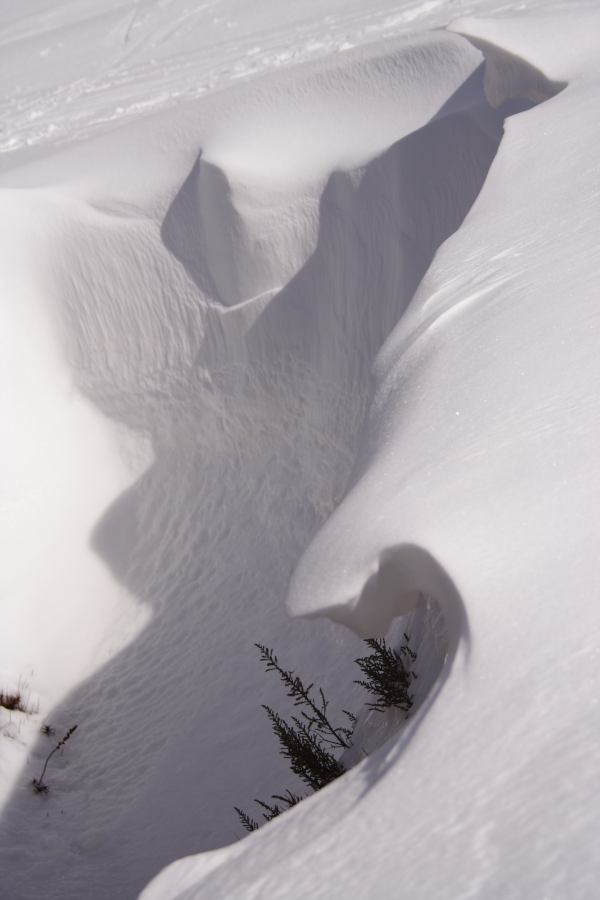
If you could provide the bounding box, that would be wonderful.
[314,544,468,653]
[296,545,468,758]
[454,34,566,110]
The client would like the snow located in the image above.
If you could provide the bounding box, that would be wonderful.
[1,1,600,899]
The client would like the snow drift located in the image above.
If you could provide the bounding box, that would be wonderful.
[1,4,600,900]
[143,11,600,900]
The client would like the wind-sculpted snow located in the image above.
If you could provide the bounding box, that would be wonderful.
[0,0,583,160]
[0,29,510,900]
[144,11,600,900]
[1,5,599,900]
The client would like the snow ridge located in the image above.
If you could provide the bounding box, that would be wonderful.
[2,6,600,900]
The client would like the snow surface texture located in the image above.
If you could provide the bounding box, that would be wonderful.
[1,2,600,899]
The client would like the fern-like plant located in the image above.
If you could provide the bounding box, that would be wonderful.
[235,789,303,833]
[354,635,416,713]
[235,645,353,832]
[255,644,354,750]
[234,806,260,833]
[262,705,346,791]
[235,635,417,833]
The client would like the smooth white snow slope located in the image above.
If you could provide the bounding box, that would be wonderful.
[1,2,600,899]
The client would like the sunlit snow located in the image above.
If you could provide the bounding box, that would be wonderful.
[1,2,599,899]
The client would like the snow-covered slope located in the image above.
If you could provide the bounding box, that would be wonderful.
[1,2,600,899]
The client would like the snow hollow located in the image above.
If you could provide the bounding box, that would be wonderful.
[1,3,600,900]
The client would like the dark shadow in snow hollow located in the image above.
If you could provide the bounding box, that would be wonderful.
[0,51,564,900]
[329,545,469,792]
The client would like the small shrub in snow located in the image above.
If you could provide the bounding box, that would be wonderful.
[257,643,355,751]
[234,807,260,833]
[0,690,28,713]
[0,679,37,717]
[235,789,303,833]
[235,637,416,833]
[354,635,417,713]
[32,724,78,794]
[262,704,347,792]
[236,645,353,832]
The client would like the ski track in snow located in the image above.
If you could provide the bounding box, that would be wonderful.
[0,0,592,160]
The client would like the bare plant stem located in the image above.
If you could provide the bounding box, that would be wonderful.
[32,725,78,793]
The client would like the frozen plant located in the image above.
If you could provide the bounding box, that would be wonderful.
[256,644,355,751]
[235,790,303,833]
[235,645,356,832]
[0,677,36,716]
[235,638,417,833]
[32,725,78,794]
[354,635,417,713]
[262,704,347,791]
[0,690,28,713]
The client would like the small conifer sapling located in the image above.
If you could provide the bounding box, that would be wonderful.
[235,646,354,832]
[234,807,260,833]
[235,635,418,833]
[255,644,354,750]
[354,635,417,713]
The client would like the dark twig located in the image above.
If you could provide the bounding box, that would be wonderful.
[32,725,78,794]
[255,644,352,750]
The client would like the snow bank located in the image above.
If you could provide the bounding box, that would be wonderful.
[0,26,508,900]
[2,3,600,899]
[141,10,600,900]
